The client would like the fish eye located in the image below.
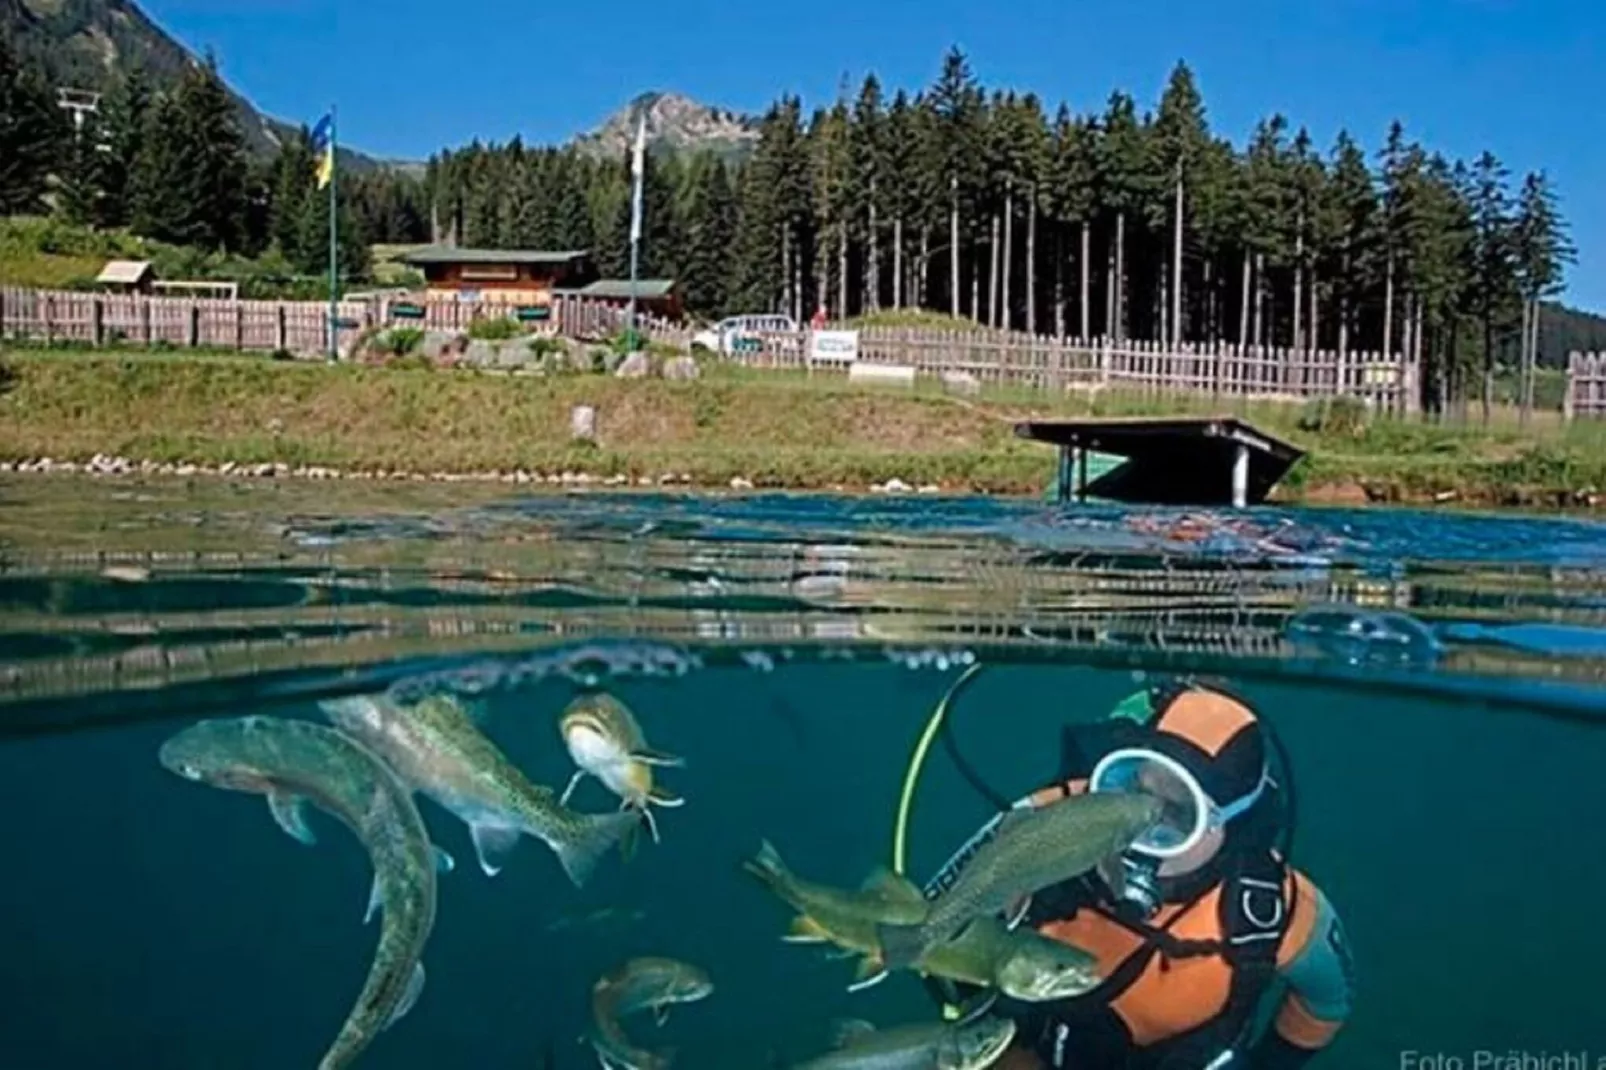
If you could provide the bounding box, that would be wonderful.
[178,763,202,780]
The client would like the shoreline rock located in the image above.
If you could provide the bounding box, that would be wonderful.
[0,455,1594,510]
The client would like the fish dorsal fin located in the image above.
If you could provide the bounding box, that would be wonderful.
[630,747,684,768]
[830,1019,877,1049]
[267,791,316,846]
[859,867,928,910]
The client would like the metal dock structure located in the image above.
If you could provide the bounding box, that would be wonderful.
[1014,416,1307,508]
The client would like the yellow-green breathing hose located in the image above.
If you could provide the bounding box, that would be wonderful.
[892,662,985,877]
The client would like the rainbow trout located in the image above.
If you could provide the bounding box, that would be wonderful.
[743,841,1099,1001]
[877,792,1163,970]
[158,716,437,1070]
[589,956,714,1070]
[320,692,637,887]
[558,692,685,845]
[789,1017,1016,1070]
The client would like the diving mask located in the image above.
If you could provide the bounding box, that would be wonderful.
[1087,747,1270,859]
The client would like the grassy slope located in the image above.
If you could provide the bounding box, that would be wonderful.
[2,351,1605,503]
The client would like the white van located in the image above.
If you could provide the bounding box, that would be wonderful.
[691,314,800,355]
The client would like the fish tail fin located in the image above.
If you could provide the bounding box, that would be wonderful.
[875,922,926,971]
[554,810,639,889]
[741,838,791,892]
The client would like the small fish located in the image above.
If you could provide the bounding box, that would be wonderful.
[320,692,637,888]
[589,956,714,1070]
[788,1016,1016,1070]
[158,715,438,1070]
[558,692,684,846]
[743,841,1098,1002]
[876,792,1163,971]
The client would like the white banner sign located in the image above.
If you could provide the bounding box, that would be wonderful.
[808,329,860,363]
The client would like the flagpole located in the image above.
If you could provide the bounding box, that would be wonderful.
[627,115,644,347]
[327,103,339,363]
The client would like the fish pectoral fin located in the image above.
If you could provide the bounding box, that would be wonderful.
[559,770,585,808]
[383,962,426,1031]
[432,846,456,875]
[646,785,684,808]
[364,876,383,925]
[641,805,662,846]
[267,791,316,846]
[846,956,889,993]
[630,747,684,768]
[652,1004,670,1027]
[782,915,831,944]
[469,821,522,878]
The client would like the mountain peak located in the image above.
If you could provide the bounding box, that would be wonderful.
[575,91,758,160]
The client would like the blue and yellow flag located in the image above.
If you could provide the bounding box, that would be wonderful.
[310,112,335,189]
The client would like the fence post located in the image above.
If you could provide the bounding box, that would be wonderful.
[187,304,200,348]
[1563,352,1577,423]
[275,305,288,352]
[235,302,245,350]
[91,297,105,348]
[140,297,152,345]
[43,292,54,345]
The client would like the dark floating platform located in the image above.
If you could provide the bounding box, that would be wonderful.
[1014,416,1307,508]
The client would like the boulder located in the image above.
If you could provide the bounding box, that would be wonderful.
[615,352,651,379]
[662,356,701,381]
[421,331,468,363]
[940,370,981,396]
[463,340,500,368]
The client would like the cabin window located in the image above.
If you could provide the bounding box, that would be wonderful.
[459,263,520,282]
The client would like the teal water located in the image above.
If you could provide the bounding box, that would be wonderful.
[1,480,1604,1068]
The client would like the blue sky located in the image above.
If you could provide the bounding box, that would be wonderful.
[143,0,1604,312]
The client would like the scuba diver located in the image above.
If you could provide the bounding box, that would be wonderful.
[912,676,1354,1069]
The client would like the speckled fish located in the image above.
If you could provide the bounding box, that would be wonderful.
[558,692,684,845]
[320,692,637,887]
[788,1017,1016,1070]
[158,715,438,1070]
[877,792,1163,970]
[588,956,715,1070]
[743,841,1099,1002]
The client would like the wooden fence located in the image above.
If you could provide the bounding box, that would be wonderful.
[733,325,1417,411]
[0,287,684,357]
[1566,352,1606,420]
[0,285,1414,407]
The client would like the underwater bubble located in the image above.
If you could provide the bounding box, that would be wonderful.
[1285,605,1444,669]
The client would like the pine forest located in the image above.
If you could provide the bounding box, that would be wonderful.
[0,34,1588,410]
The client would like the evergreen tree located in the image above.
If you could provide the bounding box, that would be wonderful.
[1148,61,1209,344]
[1096,92,1148,339]
[929,48,985,317]
[173,54,250,251]
[679,155,736,315]
[1469,150,1517,417]
[0,30,64,215]
[95,70,151,228]
[849,74,887,313]
[129,92,190,242]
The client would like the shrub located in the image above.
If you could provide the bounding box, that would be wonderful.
[389,353,433,372]
[386,327,426,357]
[468,316,521,341]
[1297,395,1369,438]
